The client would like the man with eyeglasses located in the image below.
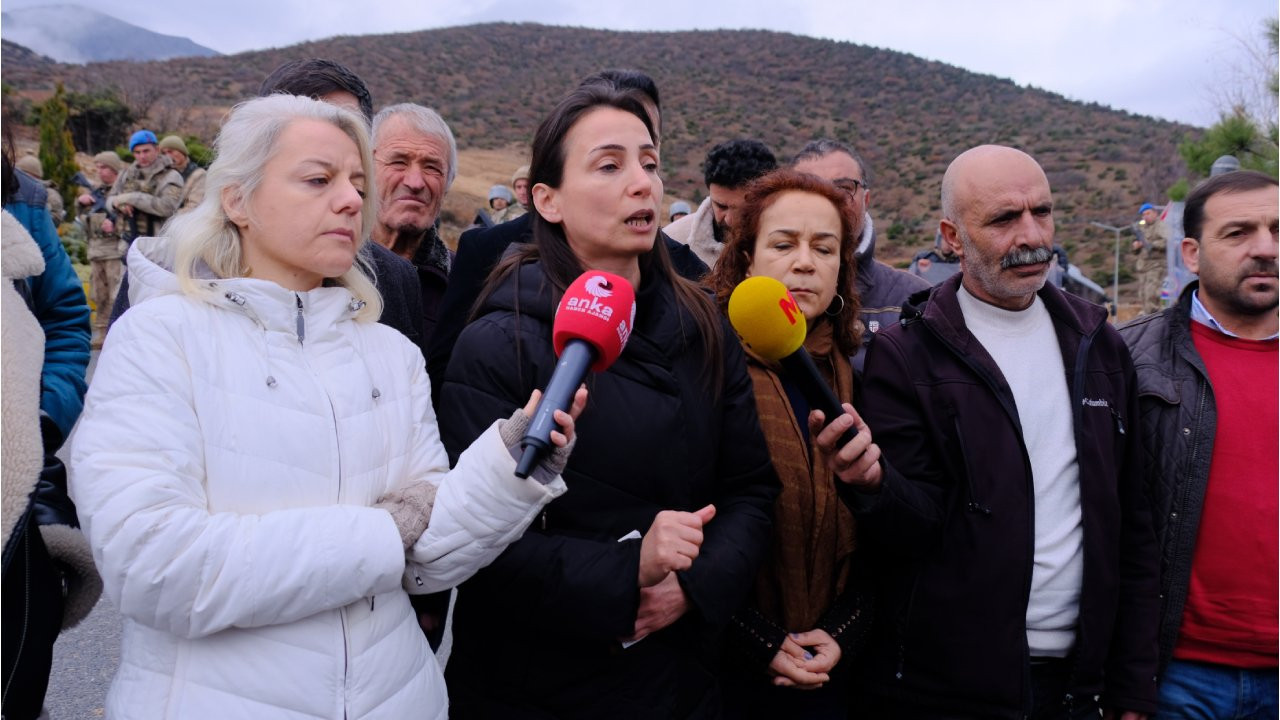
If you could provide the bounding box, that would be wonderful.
[792,139,930,371]
[371,104,457,347]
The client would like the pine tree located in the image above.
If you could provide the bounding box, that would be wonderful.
[1176,17,1279,181]
[37,82,79,217]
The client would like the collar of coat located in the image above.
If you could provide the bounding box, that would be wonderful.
[664,197,721,269]
[409,225,452,277]
[904,272,1108,353]
[129,153,177,182]
[479,257,694,360]
[125,235,367,338]
[2,210,46,280]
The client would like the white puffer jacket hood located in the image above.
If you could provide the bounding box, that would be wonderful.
[71,237,566,719]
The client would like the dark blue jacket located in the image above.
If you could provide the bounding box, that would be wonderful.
[5,171,91,444]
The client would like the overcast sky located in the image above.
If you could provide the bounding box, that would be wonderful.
[6,0,1276,127]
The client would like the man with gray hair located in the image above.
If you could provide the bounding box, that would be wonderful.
[791,139,929,370]
[844,145,1159,718]
[371,103,457,347]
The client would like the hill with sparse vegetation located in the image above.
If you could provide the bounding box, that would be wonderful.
[2,23,1196,280]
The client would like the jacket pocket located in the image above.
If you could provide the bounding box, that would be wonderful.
[946,404,990,515]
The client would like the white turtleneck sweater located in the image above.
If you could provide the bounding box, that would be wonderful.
[956,284,1083,658]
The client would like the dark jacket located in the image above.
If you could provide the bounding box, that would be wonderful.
[849,274,1159,717]
[426,214,708,404]
[367,241,428,360]
[406,226,451,352]
[437,259,777,719]
[1116,283,1216,675]
[852,215,931,374]
[110,240,428,361]
[4,172,91,444]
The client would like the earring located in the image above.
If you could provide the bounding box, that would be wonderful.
[825,294,846,316]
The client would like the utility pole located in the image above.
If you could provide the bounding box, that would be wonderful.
[1090,221,1133,318]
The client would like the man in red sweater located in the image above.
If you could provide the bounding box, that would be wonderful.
[1120,169,1278,719]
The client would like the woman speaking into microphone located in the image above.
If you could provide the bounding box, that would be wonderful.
[706,169,883,717]
[436,83,778,718]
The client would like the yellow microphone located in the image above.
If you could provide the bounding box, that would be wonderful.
[727,276,807,361]
[728,276,856,445]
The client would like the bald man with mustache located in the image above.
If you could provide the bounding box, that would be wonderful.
[841,146,1159,719]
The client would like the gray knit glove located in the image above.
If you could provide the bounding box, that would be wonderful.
[498,406,575,485]
[373,481,438,550]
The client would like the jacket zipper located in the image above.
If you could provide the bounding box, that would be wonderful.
[894,574,920,682]
[919,306,1099,714]
[340,606,350,719]
[1160,374,1209,673]
[948,406,991,515]
[1065,322,1099,707]
[294,293,306,345]
[317,365,351,695]
[291,294,349,715]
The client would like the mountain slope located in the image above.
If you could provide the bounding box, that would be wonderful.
[0,22,1191,274]
[1,4,219,63]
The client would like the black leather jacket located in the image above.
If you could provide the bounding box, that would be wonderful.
[1117,283,1216,675]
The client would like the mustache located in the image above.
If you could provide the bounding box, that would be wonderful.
[1242,259,1279,277]
[1001,246,1054,270]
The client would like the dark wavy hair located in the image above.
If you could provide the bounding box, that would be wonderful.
[478,82,724,390]
[703,139,777,189]
[705,168,863,357]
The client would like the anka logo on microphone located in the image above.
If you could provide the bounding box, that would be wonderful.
[616,303,636,347]
[583,275,614,299]
[565,275,616,322]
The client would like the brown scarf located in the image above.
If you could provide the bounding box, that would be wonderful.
[746,320,857,631]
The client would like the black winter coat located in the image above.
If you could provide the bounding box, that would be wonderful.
[437,259,777,719]
[1117,283,1217,675]
[849,274,1160,717]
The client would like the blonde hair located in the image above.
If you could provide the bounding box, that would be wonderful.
[169,94,382,321]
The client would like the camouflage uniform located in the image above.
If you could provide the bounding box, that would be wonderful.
[1135,218,1169,315]
[489,202,526,225]
[106,154,184,243]
[44,183,66,225]
[176,162,207,213]
[82,184,127,342]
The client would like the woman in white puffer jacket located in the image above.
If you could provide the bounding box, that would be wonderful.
[69,95,584,720]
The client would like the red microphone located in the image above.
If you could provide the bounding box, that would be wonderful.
[515,271,636,478]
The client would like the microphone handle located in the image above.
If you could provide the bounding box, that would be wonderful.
[779,348,858,448]
[515,340,596,478]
